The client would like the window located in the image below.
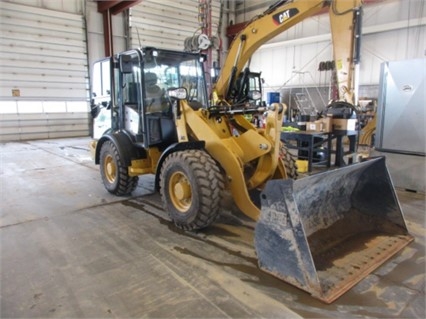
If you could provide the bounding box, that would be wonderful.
[92,59,111,98]
[143,50,208,109]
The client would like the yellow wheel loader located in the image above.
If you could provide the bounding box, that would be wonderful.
[90,0,413,303]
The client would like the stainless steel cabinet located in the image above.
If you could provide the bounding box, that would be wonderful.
[375,59,426,155]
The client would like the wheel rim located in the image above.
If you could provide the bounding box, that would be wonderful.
[169,171,192,213]
[104,154,117,184]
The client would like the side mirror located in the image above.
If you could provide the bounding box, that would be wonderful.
[167,87,188,100]
[248,90,262,101]
[167,87,188,118]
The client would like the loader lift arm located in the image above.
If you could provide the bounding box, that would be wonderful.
[203,0,365,223]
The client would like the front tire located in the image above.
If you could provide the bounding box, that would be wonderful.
[99,140,138,195]
[280,142,298,179]
[159,150,224,230]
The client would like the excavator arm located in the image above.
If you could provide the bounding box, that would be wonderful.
[215,0,363,105]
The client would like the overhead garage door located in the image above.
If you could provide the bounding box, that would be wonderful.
[129,0,222,96]
[0,1,90,142]
[129,0,221,55]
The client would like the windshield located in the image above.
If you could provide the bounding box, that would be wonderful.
[143,49,208,109]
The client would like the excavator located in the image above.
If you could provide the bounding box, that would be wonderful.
[90,0,413,303]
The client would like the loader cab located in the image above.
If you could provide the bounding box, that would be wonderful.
[230,69,264,105]
[112,48,209,149]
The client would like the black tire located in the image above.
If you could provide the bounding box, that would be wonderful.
[159,150,224,230]
[279,142,298,180]
[251,143,298,209]
[99,140,138,195]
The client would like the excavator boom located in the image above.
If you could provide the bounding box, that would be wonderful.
[215,0,363,104]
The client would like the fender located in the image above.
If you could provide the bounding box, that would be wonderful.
[95,130,140,166]
[154,141,205,191]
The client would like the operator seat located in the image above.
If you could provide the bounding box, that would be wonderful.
[144,72,176,145]
[145,72,165,113]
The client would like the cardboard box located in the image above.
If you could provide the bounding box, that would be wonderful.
[306,122,318,131]
[332,118,357,131]
[306,117,332,132]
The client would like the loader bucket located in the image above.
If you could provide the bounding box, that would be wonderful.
[255,157,413,303]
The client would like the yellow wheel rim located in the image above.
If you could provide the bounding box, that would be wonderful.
[104,154,117,184]
[169,171,192,213]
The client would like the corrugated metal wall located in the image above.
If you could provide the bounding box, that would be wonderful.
[0,0,223,142]
[0,1,89,142]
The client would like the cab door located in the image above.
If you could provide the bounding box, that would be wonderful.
[91,57,112,139]
[117,50,144,142]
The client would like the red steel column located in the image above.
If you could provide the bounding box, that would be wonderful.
[102,9,113,56]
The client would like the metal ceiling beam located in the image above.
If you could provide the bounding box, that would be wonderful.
[97,0,122,13]
[97,1,142,15]
[95,0,143,56]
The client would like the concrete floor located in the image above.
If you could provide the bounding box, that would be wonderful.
[0,137,425,318]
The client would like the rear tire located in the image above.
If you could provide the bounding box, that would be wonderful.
[99,140,138,195]
[159,150,224,230]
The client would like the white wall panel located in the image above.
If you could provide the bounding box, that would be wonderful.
[0,2,88,101]
[1,0,84,14]
[0,102,90,142]
[0,1,90,141]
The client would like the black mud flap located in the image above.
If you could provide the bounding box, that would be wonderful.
[255,157,414,303]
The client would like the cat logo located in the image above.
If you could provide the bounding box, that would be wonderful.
[272,8,299,25]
